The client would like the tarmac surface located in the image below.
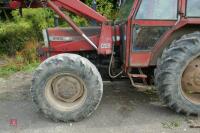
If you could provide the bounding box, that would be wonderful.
[0,72,199,133]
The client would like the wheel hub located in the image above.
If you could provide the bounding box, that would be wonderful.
[52,75,84,103]
[194,72,200,86]
[45,73,87,111]
[182,57,200,104]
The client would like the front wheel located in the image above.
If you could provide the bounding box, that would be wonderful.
[155,32,200,115]
[31,54,103,122]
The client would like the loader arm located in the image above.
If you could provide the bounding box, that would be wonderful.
[44,0,113,54]
[8,0,108,23]
[49,0,107,23]
[7,0,114,55]
[8,0,109,49]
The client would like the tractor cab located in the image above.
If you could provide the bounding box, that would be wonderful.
[116,0,200,67]
[128,0,179,67]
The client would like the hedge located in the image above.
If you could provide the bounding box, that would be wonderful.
[0,21,34,55]
[0,8,54,55]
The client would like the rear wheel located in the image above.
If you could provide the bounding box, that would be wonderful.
[155,32,200,115]
[31,54,103,122]
[182,57,200,105]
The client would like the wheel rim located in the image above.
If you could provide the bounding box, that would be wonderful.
[45,73,87,111]
[182,56,200,105]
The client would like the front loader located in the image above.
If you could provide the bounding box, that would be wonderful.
[6,0,200,122]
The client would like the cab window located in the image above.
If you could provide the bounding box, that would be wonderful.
[136,0,178,20]
[187,0,200,17]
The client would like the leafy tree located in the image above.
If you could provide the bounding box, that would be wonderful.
[86,0,117,19]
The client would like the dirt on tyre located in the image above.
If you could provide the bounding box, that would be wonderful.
[155,32,200,115]
[31,53,103,122]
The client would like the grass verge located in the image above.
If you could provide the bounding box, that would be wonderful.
[0,40,40,77]
[0,61,39,77]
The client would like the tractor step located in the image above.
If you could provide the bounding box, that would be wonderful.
[128,73,152,92]
[128,73,147,79]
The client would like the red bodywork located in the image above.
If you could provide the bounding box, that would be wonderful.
[128,0,200,67]
[7,0,200,72]
[45,0,200,69]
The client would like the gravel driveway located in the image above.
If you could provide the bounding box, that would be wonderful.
[0,72,199,133]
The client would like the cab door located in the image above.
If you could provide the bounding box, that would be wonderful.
[130,0,179,67]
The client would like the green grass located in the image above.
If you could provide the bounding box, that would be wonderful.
[161,120,181,129]
[22,62,40,72]
[0,62,39,77]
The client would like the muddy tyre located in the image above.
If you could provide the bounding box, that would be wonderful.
[31,54,103,122]
[155,32,200,115]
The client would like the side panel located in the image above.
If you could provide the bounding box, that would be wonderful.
[38,27,101,60]
[130,52,152,67]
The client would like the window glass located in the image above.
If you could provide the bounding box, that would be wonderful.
[133,26,170,51]
[136,0,178,20]
[116,0,134,21]
[187,0,200,17]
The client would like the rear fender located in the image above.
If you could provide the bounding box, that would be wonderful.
[150,24,200,65]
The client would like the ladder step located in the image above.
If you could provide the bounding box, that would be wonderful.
[128,74,147,78]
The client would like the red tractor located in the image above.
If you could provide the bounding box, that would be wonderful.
[7,0,200,122]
